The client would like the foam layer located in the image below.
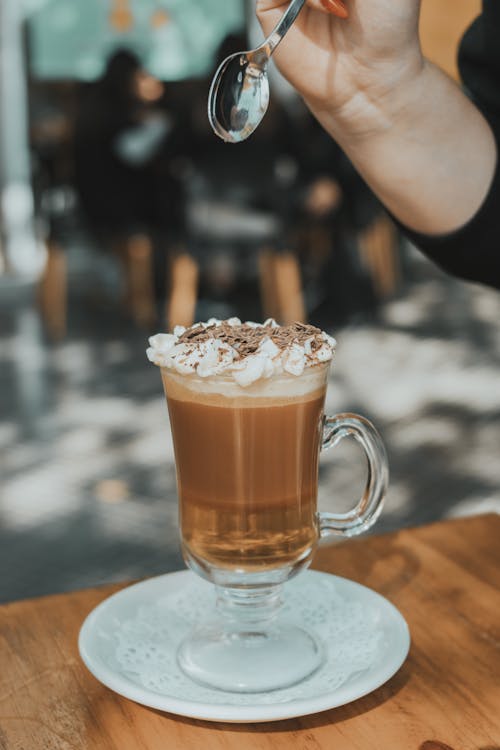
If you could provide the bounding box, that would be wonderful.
[162,366,329,404]
[147,318,336,388]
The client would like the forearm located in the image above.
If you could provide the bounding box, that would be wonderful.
[308,60,497,235]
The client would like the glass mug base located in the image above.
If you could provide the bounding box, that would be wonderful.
[177,584,324,693]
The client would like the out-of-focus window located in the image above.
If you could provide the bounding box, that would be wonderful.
[27,0,245,81]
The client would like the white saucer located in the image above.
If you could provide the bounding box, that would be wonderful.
[79,570,410,723]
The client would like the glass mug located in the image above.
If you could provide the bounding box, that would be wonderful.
[160,360,388,693]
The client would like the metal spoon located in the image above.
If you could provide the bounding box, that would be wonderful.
[208,0,306,144]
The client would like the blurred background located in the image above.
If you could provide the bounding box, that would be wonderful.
[1,0,499,604]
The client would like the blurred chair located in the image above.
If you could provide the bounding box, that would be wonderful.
[31,93,76,341]
[166,251,199,330]
[183,86,308,327]
[171,35,308,328]
[185,180,306,325]
[358,214,400,299]
[38,239,67,340]
[114,233,156,328]
[258,249,306,325]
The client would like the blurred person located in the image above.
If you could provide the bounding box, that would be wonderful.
[293,110,387,318]
[256,0,500,289]
[74,50,187,325]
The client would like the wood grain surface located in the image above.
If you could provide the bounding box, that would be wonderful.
[1,514,499,750]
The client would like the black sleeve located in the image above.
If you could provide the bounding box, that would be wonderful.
[398,0,500,289]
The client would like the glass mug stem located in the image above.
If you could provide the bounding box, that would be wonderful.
[319,413,389,538]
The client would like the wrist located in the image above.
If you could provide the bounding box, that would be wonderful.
[308,55,497,235]
[306,51,428,146]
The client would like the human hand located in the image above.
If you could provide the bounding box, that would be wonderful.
[258,0,496,240]
[256,0,423,127]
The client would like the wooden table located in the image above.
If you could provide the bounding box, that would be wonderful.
[1,514,499,750]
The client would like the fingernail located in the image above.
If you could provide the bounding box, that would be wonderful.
[320,0,348,17]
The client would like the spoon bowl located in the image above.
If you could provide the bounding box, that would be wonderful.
[208,0,306,144]
[208,52,270,144]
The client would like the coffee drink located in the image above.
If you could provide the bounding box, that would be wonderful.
[148,318,336,574]
[147,318,389,695]
[163,370,327,570]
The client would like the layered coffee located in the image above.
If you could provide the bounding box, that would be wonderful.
[147,319,336,573]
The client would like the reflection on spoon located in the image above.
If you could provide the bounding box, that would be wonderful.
[208,0,306,144]
[213,55,269,143]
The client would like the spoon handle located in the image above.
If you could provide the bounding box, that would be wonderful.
[264,0,307,57]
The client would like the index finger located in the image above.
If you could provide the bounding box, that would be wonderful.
[257,0,348,18]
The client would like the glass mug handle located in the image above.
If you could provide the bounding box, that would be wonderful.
[319,413,389,538]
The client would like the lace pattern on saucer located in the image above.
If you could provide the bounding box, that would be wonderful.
[106,575,384,705]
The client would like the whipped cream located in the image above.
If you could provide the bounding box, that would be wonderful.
[147,318,336,387]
